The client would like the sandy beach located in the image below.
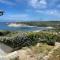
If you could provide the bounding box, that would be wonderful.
[8,23,28,27]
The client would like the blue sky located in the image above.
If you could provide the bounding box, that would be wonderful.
[0,0,60,22]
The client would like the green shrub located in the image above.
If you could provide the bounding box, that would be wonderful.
[0,31,59,49]
[0,30,11,36]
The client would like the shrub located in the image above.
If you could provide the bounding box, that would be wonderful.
[0,30,11,36]
[0,31,59,49]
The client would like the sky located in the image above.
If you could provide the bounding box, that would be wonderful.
[0,0,60,22]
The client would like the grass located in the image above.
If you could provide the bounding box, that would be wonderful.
[10,56,19,60]
[0,30,59,60]
[48,46,60,60]
[29,43,54,55]
[0,30,58,49]
[20,43,54,60]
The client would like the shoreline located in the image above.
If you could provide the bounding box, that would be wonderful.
[8,23,37,28]
[8,23,28,27]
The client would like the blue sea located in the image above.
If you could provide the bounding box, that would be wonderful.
[0,23,48,32]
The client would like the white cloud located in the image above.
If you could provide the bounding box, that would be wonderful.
[36,10,60,16]
[46,10,60,16]
[0,13,29,20]
[29,0,60,10]
[29,0,47,9]
[57,4,60,8]
[16,0,21,3]
[0,0,19,6]
[40,0,47,5]
[9,14,29,18]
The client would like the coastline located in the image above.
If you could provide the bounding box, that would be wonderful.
[8,23,28,27]
[8,23,37,27]
[33,27,54,32]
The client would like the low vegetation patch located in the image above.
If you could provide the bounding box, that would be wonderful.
[30,43,54,54]
[48,46,60,60]
[0,31,59,50]
[17,43,54,60]
[0,30,11,36]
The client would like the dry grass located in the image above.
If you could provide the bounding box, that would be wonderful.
[17,43,54,60]
[30,43,54,55]
[48,46,60,60]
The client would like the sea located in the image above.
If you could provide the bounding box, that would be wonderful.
[0,22,48,32]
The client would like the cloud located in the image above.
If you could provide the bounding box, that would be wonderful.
[0,13,30,21]
[9,14,29,18]
[28,0,60,10]
[57,4,60,8]
[36,10,60,16]
[46,0,60,9]
[29,0,60,18]
[16,0,21,3]
[29,0,47,9]
[0,0,16,6]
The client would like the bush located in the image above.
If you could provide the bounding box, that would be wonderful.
[0,31,59,49]
[0,30,11,36]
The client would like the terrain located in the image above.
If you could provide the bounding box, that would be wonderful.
[0,21,60,60]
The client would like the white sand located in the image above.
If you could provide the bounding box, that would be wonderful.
[8,23,28,27]
[46,27,54,29]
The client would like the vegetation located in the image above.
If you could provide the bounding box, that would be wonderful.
[48,47,60,60]
[30,43,54,54]
[18,21,60,27]
[10,56,19,60]
[0,30,11,36]
[0,30,59,50]
[0,21,60,60]
[20,43,54,60]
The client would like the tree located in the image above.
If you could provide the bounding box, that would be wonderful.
[0,11,4,16]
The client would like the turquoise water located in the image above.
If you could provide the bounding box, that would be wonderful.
[0,23,48,31]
